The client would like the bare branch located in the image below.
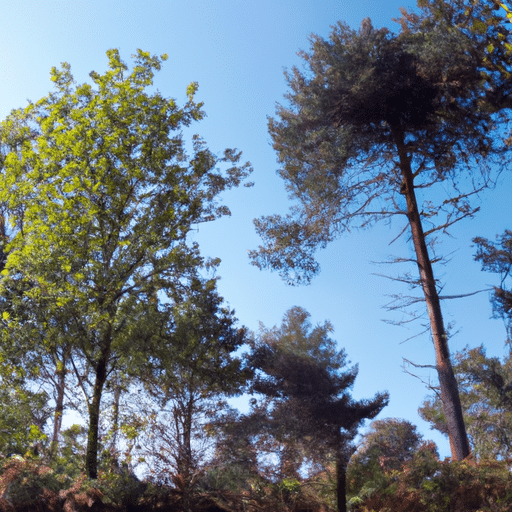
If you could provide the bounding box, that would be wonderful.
[383,294,425,310]
[382,315,421,327]
[398,325,431,344]
[388,222,410,246]
[403,357,437,370]
[373,272,422,287]
[438,288,493,300]
[371,256,418,265]
[402,358,441,400]
[424,209,478,238]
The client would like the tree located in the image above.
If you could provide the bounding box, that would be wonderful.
[347,418,424,497]
[0,276,76,460]
[140,278,251,508]
[351,418,423,472]
[0,49,252,478]
[403,1,512,111]
[249,12,512,460]
[246,307,388,512]
[207,407,262,493]
[0,364,50,457]
[474,230,512,339]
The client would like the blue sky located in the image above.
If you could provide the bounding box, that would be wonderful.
[2,0,512,459]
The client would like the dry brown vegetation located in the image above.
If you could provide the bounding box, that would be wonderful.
[3,450,512,512]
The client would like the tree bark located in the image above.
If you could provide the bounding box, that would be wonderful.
[391,124,470,461]
[50,352,67,459]
[335,452,347,512]
[110,378,121,456]
[177,395,195,512]
[85,342,111,479]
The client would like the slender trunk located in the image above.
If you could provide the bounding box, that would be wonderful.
[85,343,111,479]
[50,354,67,459]
[0,215,7,272]
[335,452,347,512]
[183,398,193,476]
[110,379,122,456]
[392,125,470,461]
[181,396,194,512]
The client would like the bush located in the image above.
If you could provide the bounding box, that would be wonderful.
[0,456,111,512]
[349,448,512,512]
[0,456,60,509]
[95,467,147,510]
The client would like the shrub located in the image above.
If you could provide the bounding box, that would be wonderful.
[0,456,60,509]
[349,449,512,512]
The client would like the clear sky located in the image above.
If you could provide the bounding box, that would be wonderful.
[2,0,512,459]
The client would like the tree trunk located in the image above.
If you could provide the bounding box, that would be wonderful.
[85,343,111,479]
[50,353,67,459]
[335,452,347,512]
[392,125,470,461]
[110,378,121,456]
[178,396,195,512]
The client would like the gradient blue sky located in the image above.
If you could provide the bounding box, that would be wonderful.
[2,0,512,459]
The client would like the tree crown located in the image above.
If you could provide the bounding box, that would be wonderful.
[251,15,510,284]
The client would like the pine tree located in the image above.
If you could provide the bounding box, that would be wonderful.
[247,307,388,512]
[250,12,512,459]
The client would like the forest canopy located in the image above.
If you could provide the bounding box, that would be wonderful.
[1,1,512,511]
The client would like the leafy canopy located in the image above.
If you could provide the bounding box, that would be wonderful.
[0,48,252,477]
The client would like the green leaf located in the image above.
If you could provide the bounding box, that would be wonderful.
[186,81,198,99]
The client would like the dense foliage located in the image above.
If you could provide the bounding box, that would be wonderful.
[240,307,388,512]
[347,418,424,498]
[0,49,252,479]
[348,448,512,512]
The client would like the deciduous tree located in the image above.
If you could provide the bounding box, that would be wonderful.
[347,418,424,498]
[0,363,50,457]
[0,49,252,478]
[141,278,251,508]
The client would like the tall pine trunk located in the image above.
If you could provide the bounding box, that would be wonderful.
[392,125,470,460]
[335,451,347,512]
